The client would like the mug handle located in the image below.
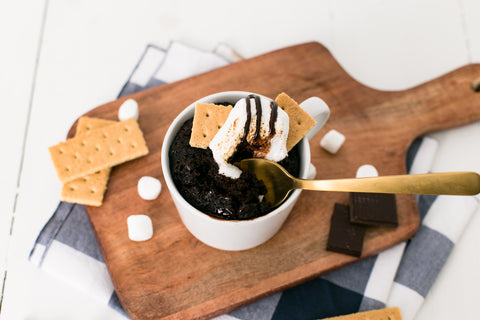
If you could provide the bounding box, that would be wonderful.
[300,97,330,140]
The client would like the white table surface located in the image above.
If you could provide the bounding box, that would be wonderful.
[2,0,480,319]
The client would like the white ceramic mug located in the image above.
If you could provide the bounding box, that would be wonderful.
[161,91,330,251]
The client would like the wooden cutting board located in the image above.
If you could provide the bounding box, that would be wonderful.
[71,42,480,320]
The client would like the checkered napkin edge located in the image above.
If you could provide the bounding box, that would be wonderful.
[29,41,479,320]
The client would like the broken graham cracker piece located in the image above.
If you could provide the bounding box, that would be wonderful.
[75,116,117,135]
[61,116,116,206]
[49,118,149,183]
[322,307,402,320]
[190,103,233,148]
[275,92,316,151]
[61,170,111,206]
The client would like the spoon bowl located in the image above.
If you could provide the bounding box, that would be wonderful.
[237,158,480,207]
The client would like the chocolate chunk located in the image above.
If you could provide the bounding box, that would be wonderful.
[327,203,366,257]
[349,193,398,227]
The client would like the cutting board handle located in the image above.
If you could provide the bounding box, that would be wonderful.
[349,63,480,145]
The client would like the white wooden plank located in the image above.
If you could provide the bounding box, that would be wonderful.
[2,0,176,319]
[0,0,46,305]
[461,0,480,62]
[329,0,469,91]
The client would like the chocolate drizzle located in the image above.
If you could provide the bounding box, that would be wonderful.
[242,97,252,143]
[243,94,278,142]
[253,95,262,140]
[269,101,278,136]
[230,94,280,164]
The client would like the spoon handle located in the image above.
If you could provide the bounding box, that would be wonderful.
[295,172,480,195]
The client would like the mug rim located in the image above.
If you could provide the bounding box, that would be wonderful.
[161,91,311,226]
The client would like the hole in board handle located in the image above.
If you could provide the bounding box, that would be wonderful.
[471,77,480,92]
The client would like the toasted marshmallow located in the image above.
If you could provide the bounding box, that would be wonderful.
[209,95,289,179]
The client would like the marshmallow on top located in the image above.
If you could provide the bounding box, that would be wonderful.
[209,95,289,179]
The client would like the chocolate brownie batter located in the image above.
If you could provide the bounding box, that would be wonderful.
[169,118,300,220]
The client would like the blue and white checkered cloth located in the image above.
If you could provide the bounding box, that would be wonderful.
[30,41,478,320]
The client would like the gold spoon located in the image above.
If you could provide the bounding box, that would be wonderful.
[237,158,480,207]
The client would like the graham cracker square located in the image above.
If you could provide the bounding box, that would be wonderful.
[49,118,149,183]
[275,92,316,151]
[189,103,233,149]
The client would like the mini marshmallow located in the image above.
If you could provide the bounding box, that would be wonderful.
[127,214,153,241]
[356,164,379,178]
[137,176,161,200]
[320,129,345,154]
[118,98,139,121]
[307,163,317,179]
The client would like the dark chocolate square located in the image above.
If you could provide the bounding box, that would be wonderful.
[326,203,366,257]
[349,193,398,227]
